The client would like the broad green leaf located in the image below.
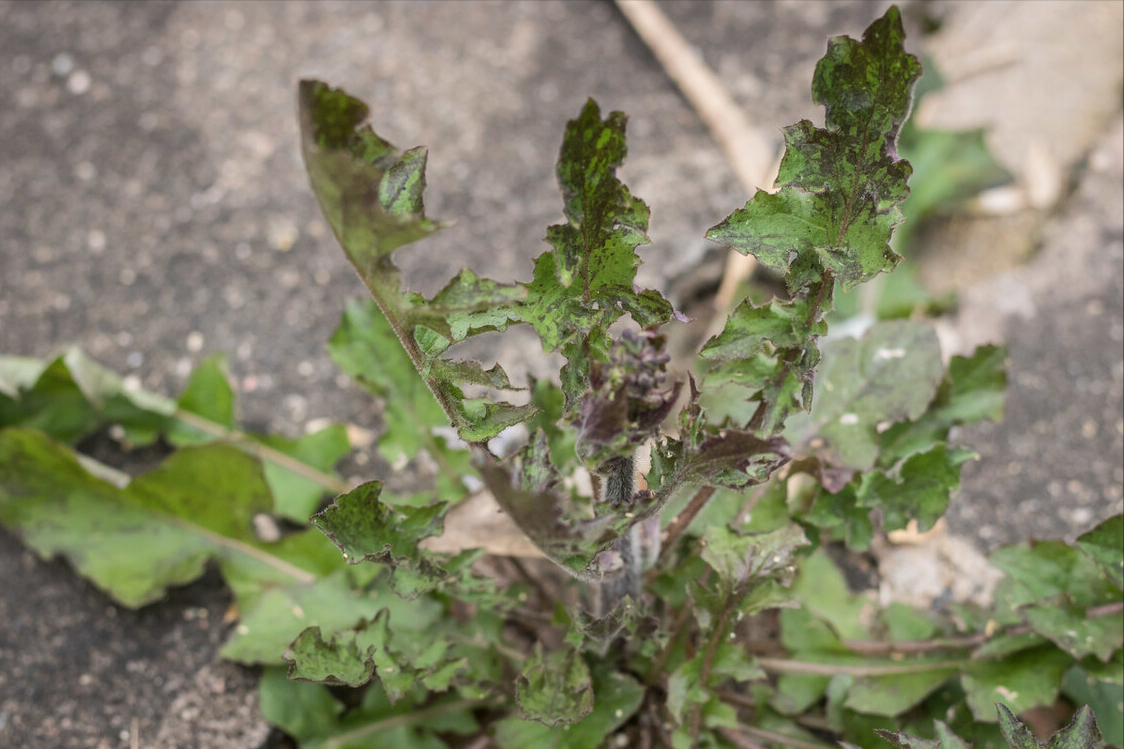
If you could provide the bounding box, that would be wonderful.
[771,674,832,716]
[515,643,594,726]
[1063,667,1123,746]
[789,549,871,641]
[961,645,1072,721]
[700,523,808,597]
[1077,514,1124,589]
[785,320,943,470]
[1020,604,1123,663]
[805,482,876,551]
[170,353,235,446]
[707,6,920,290]
[0,349,174,445]
[857,443,976,532]
[259,667,343,744]
[328,298,447,462]
[844,666,958,717]
[262,667,477,749]
[255,424,352,521]
[220,566,440,665]
[495,667,643,749]
[880,344,1008,463]
[0,428,335,609]
[990,540,1122,610]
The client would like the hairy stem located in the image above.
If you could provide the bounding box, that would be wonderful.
[596,454,640,614]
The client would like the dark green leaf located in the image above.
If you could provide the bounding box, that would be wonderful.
[990,540,1121,610]
[258,667,343,744]
[707,6,920,290]
[516,98,672,403]
[311,482,451,598]
[495,667,642,749]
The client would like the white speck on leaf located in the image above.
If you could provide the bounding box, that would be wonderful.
[874,347,906,360]
[840,413,860,425]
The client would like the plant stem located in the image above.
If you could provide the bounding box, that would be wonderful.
[644,594,698,686]
[756,656,966,677]
[661,485,715,553]
[689,564,754,746]
[747,270,833,434]
[174,408,349,494]
[839,600,1124,656]
[597,454,640,613]
[323,698,490,749]
[719,725,836,749]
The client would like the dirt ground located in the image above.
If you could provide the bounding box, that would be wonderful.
[0,1,1121,747]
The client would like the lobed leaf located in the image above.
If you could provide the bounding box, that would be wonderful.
[515,643,594,727]
[517,99,673,405]
[301,80,532,445]
[706,5,920,291]
[311,481,450,598]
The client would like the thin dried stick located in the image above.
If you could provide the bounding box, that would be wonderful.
[614,0,780,317]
